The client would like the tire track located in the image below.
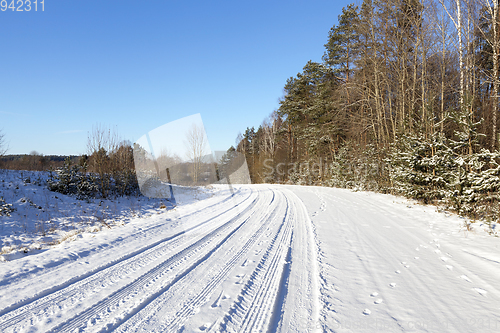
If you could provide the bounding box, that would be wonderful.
[44,188,267,333]
[0,188,255,333]
[0,187,244,291]
[117,189,283,332]
[275,189,321,333]
[220,191,294,333]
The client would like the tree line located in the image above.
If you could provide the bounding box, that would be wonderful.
[0,153,79,171]
[0,126,138,199]
[47,125,138,199]
[236,0,500,223]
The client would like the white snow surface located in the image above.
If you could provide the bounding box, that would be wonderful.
[1,170,500,332]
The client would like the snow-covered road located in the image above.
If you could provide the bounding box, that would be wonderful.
[1,185,499,332]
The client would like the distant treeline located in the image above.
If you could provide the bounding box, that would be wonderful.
[0,154,80,171]
[1,137,138,199]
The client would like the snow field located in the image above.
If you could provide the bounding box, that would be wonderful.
[0,169,197,260]
[294,185,500,332]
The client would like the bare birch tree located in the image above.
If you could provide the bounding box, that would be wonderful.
[87,124,119,198]
[0,129,7,157]
[441,0,467,107]
[260,112,279,157]
[185,123,208,184]
[477,0,500,149]
[430,0,453,133]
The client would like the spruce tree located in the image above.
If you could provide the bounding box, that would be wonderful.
[445,102,484,214]
[389,131,452,203]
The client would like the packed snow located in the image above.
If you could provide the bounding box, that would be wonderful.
[0,170,499,332]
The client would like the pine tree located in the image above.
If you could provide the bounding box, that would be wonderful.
[323,3,360,83]
[218,146,238,181]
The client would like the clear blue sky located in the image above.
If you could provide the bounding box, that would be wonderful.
[0,0,355,155]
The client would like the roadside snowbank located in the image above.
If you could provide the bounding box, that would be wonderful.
[0,169,218,262]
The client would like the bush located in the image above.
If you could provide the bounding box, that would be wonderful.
[48,158,139,199]
[0,197,14,216]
